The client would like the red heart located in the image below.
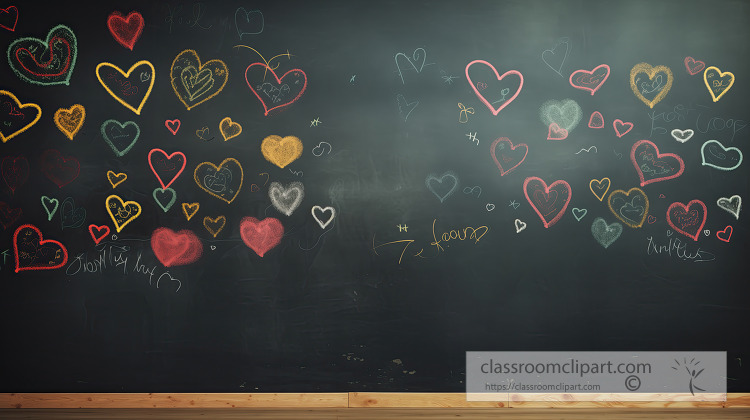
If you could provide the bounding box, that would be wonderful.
[240,217,284,257]
[613,119,633,137]
[630,140,685,187]
[88,224,110,245]
[490,137,528,176]
[523,177,572,228]
[588,111,604,128]
[684,56,706,76]
[148,148,186,189]
[569,64,610,95]
[716,225,733,242]
[666,200,707,241]
[0,6,18,32]
[245,63,307,116]
[150,227,203,267]
[2,155,29,194]
[13,224,68,272]
[165,119,180,135]
[41,149,80,188]
[0,201,22,230]
[647,215,656,224]
[106,11,144,50]
[465,59,524,116]
[547,123,568,140]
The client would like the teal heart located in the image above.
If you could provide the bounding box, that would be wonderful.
[153,187,176,212]
[101,119,140,157]
[572,207,587,221]
[425,171,459,203]
[7,24,78,86]
[591,217,622,249]
[41,196,59,221]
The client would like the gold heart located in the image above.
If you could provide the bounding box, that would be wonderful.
[261,135,303,168]
[182,202,200,220]
[607,188,650,228]
[703,66,734,102]
[96,61,155,115]
[203,215,226,237]
[629,63,673,109]
[54,104,85,140]
[105,194,142,232]
[193,158,244,203]
[107,171,127,188]
[219,117,242,141]
[0,90,42,143]
[170,49,228,110]
[589,177,611,201]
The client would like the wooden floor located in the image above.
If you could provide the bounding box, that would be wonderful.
[1,408,749,419]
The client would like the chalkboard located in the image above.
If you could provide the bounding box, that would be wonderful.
[1,0,749,392]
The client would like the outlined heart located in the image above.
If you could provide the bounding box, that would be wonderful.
[261,135,303,168]
[700,139,743,171]
[41,149,79,188]
[107,11,144,50]
[547,123,568,140]
[0,90,42,143]
[490,137,528,176]
[311,206,335,229]
[148,148,186,189]
[396,94,419,121]
[629,62,673,108]
[514,218,526,233]
[246,63,307,115]
[395,48,428,84]
[716,225,733,242]
[96,60,155,114]
[613,119,633,137]
[0,6,19,31]
[54,104,85,140]
[671,129,694,143]
[106,171,127,188]
[569,64,610,95]
[716,195,741,220]
[203,215,227,237]
[194,158,244,203]
[0,201,22,230]
[591,217,622,249]
[684,57,705,75]
[588,111,604,129]
[572,207,587,221]
[607,187,649,228]
[101,119,140,156]
[465,59,523,116]
[539,98,582,132]
[269,181,304,216]
[541,37,570,76]
[426,171,459,203]
[630,140,685,186]
[60,196,86,229]
[182,202,200,220]
[219,117,242,141]
[105,194,142,232]
[523,176,572,228]
[667,200,707,241]
[703,66,734,102]
[165,119,180,135]
[153,187,177,212]
[240,216,284,257]
[170,49,229,110]
[2,155,29,193]
[7,24,77,86]
[88,224,110,245]
[13,224,68,272]
[589,178,611,201]
[41,196,59,221]
[235,7,264,38]
[151,227,203,267]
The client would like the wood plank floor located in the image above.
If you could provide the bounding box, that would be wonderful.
[1,408,749,419]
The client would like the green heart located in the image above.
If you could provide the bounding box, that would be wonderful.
[7,24,78,86]
[101,119,140,157]
[153,187,177,212]
[40,196,59,221]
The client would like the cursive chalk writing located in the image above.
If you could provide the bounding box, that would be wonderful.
[645,234,715,263]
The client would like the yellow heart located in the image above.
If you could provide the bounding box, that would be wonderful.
[261,135,303,169]
[170,49,228,110]
[95,61,155,115]
[0,90,42,143]
[629,63,673,109]
[703,66,734,102]
[182,202,200,220]
[589,177,611,201]
[105,194,142,233]
[203,215,227,237]
[54,104,85,140]
[106,171,127,188]
[219,117,242,141]
[193,158,244,203]
[607,187,649,228]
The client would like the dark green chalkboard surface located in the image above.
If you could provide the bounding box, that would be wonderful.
[0,0,748,392]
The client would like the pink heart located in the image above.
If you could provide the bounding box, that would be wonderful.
[630,140,685,186]
[569,64,610,95]
[613,119,633,137]
[666,200,707,241]
[588,111,604,128]
[240,217,284,257]
[165,119,180,135]
[523,177,572,228]
[684,57,706,76]
[490,137,528,176]
[465,59,523,116]
[547,123,568,140]
[151,227,203,267]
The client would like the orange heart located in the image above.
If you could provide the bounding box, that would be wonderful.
[203,215,226,237]
[219,117,242,141]
[261,135,303,168]
[182,202,200,220]
[54,104,85,140]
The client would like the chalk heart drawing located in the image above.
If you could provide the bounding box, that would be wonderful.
[523,177,572,228]
[588,111,604,129]
[647,215,656,224]
[630,140,685,186]
[312,206,335,229]
[671,129,694,143]
[182,202,200,221]
[60,197,86,229]
[2,155,29,194]
[704,229,711,237]
[514,219,526,233]
[153,187,177,212]
[569,64,610,95]
[547,123,568,140]
[88,224,110,245]
[0,6,19,32]
[0,202,22,229]
[269,181,304,216]
[667,200,707,241]
[261,135,303,168]
[613,119,633,138]
[465,59,523,116]
[235,7,264,38]
[486,203,495,211]
[219,117,242,141]
[703,66,734,102]
[41,196,59,221]
[426,171,459,203]
[194,158,243,203]
[539,99,582,132]
[105,195,142,233]
[245,63,307,116]
[491,137,528,176]
[716,195,741,220]
[716,226,733,243]
[151,227,203,267]
[700,139,743,171]
[170,49,229,110]
[13,224,68,273]
[203,215,226,238]
[684,57,705,75]
[165,119,180,135]
[148,149,186,189]
[607,187,649,228]
[0,90,42,143]
[591,217,622,249]
[41,149,79,188]
[572,207,587,221]
[589,178,611,201]
[54,104,85,140]
[396,94,418,121]
[240,216,284,258]
[395,48,427,84]
[96,60,155,115]
[541,37,570,76]
[629,63,673,108]
[101,119,140,156]
[7,24,77,86]
[107,11,144,50]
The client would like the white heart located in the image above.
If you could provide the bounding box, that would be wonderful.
[269,181,305,216]
[311,205,336,229]
[716,195,741,220]
[486,203,495,211]
[704,229,711,236]
[514,219,526,233]
[671,128,694,143]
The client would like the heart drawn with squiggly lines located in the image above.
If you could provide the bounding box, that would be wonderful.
[523,176,572,228]
[630,140,684,186]
[667,200,707,241]
[465,60,523,116]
